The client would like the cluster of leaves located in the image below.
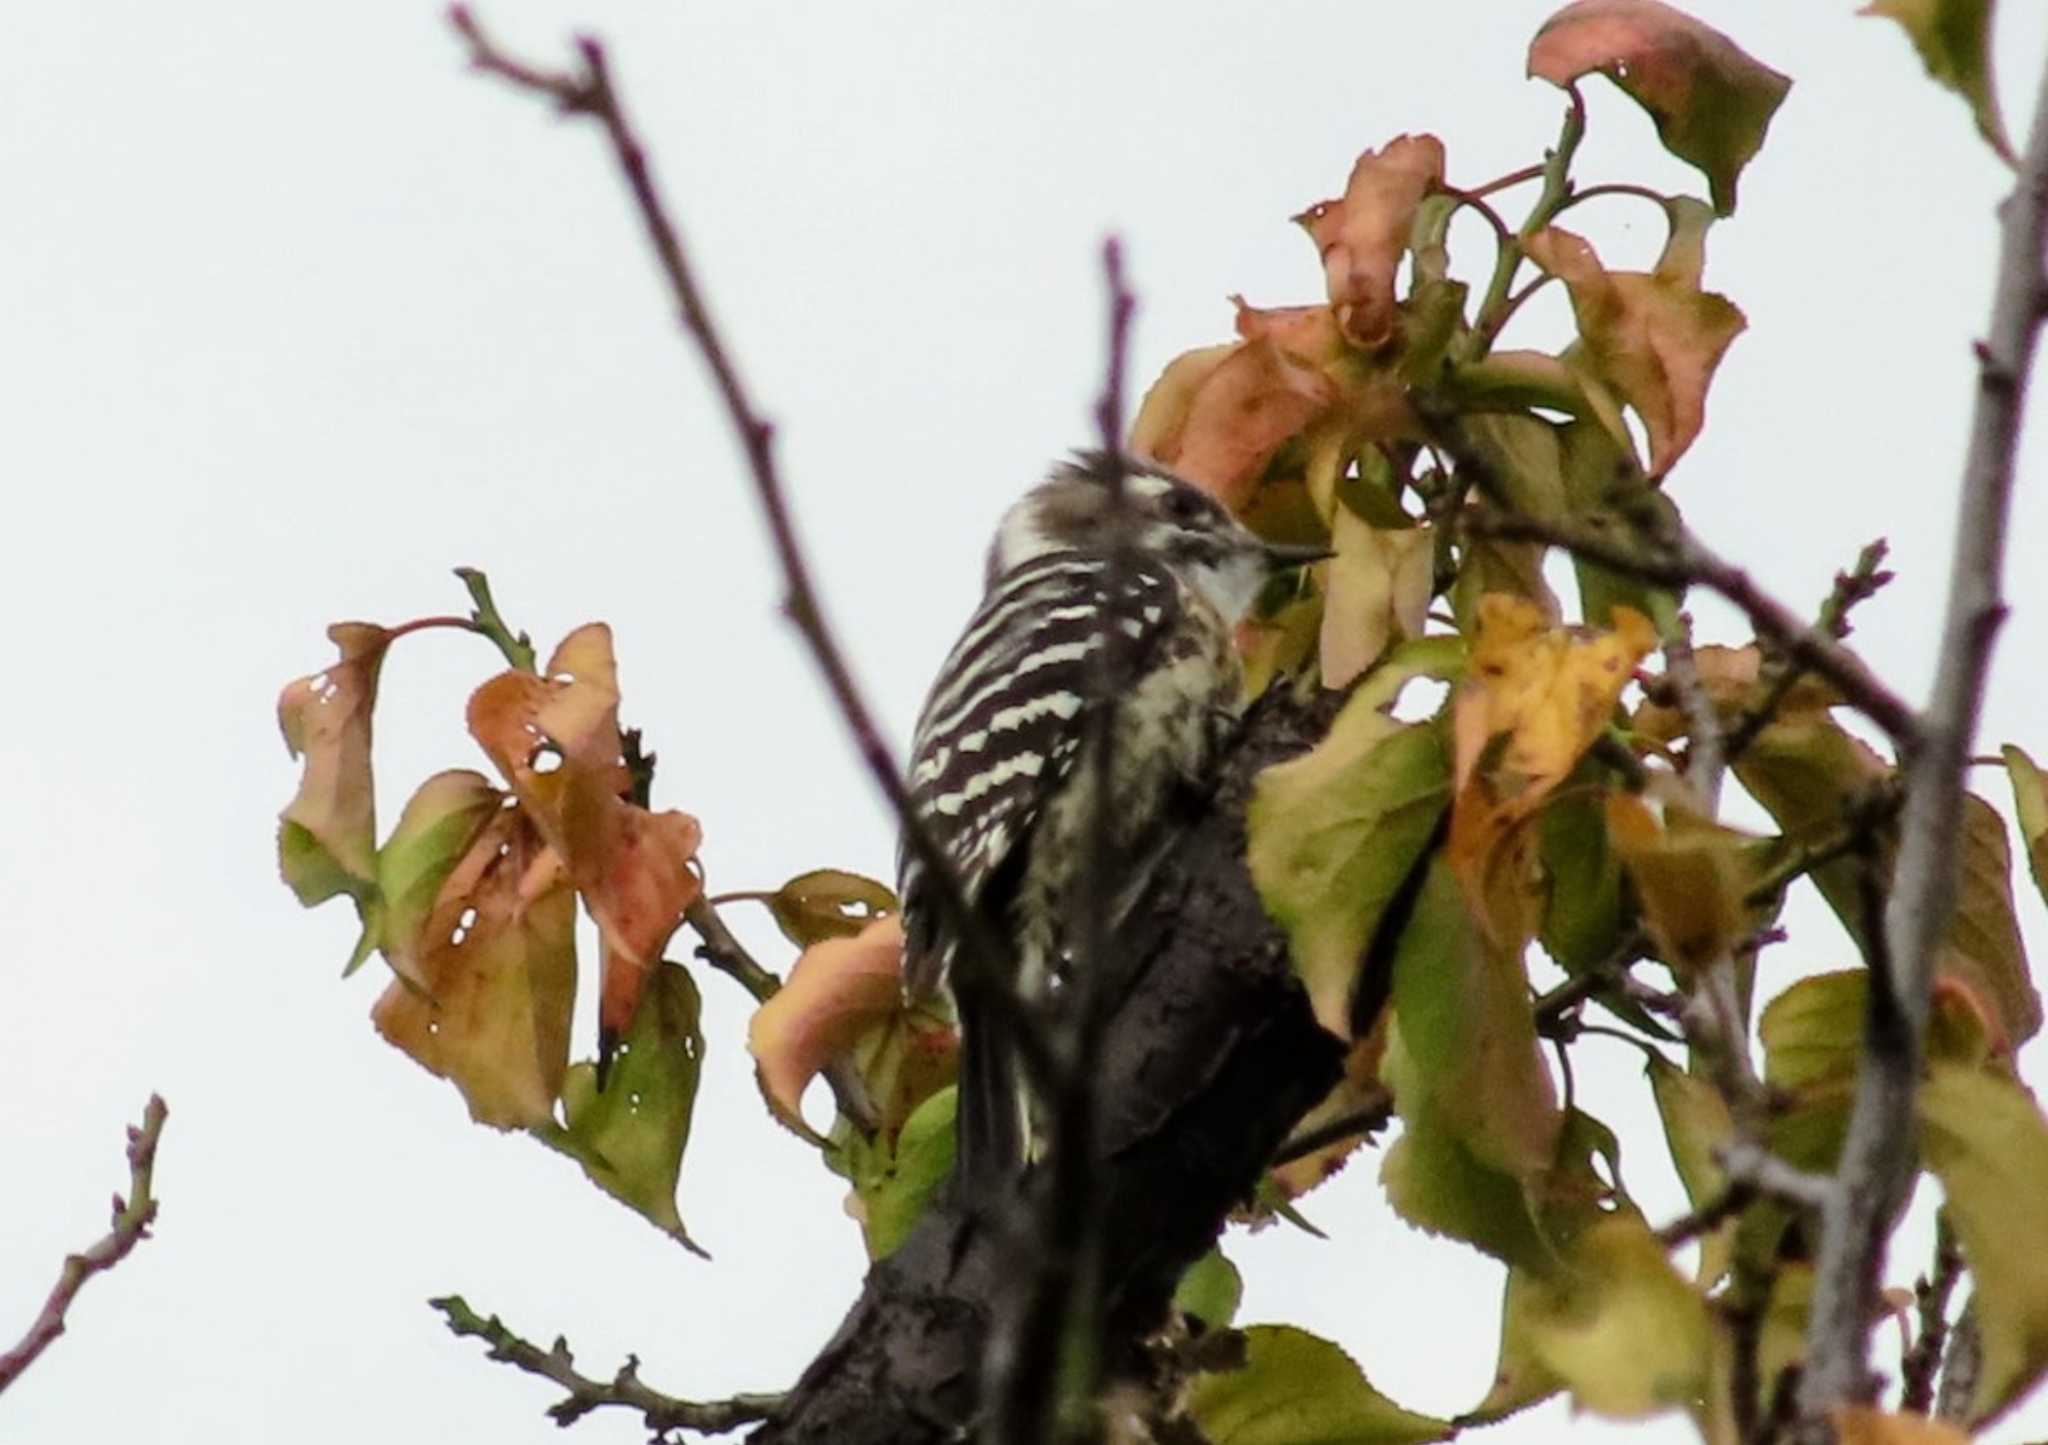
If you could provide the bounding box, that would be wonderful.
[276,0,2039,1441]
[1111,1,2047,1442]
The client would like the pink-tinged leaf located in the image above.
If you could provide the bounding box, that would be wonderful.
[1523,219,1745,476]
[277,623,392,910]
[1147,337,1337,513]
[467,623,704,1041]
[1297,134,1447,348]
[748,916,909,1141]
[1234,297,1346,365]
[1528,0,1791,215]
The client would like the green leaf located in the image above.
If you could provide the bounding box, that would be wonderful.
[763,868,898,948]
[1760,970,1864,1092]
[1467,1268,1565,1423]
[1538,785,1624,975]
[1917,1063,2048,1424]
[1174,1247,1245,1329]
[1248,678,1452,1040]
[1390,858,1562,1181]
[2003,743,2048,909]
[1528,0,1792,215]
[1941,794,2041,1046]
[1379,1100,1546,1269]
[1732,710,1891,944]
[1185,1325,1452,1445]
[843,1085,956,1260]
[1646,1054,1735,1286]
[549,961,705,1253]
[1863,0,2013,162]
[375,769,502,984]
[1557,417,1669,627]
[1517,1213,1712,1418]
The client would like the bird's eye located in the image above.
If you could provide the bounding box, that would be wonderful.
[1164,489,1206,523]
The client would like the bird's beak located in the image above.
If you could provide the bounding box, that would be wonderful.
[1263,541,1335,570]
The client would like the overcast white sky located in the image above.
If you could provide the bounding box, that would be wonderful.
[5,3,2048,1442]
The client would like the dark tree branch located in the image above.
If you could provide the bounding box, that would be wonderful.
[1796,40,2048,1426]
[749,689,1348,1444]
[0,1096,168,1394]
[431,1296,784,1437]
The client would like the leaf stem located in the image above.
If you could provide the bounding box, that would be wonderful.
[452,566,537,672]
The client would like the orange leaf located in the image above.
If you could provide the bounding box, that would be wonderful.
[371,805,577,1130]
[277,622,392,906]
[466,623,704,1040]
[1524,219,1746,477]
[747,916,922,1142]
[1831,1406,1970,1445]
[1528,0,1791,215]
[1129,342,1242,470]
[1156,337,1337,512]
[1298,134,1447,349]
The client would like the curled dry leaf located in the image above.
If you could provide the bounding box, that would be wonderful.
[1523,219,1745,477]
[1135,337,1338,513]
[371,803,577,1130]
[1318,509,1432,690]
[1527,0,1791,215]
[376,768,505,988]
[1297,134,1447,349]
[1605,792,1756,979]
[277,622,392,911]
[466,622,703,1041]
[747,916,949,1142]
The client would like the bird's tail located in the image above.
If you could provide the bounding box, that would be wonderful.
[953,981,1029,1190]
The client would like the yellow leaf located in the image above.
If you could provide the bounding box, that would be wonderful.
[1606,792,1756,978]
[1318,509,1432,689]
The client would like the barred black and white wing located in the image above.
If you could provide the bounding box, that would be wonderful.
[897,552,1181,1001]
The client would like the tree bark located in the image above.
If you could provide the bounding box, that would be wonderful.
[750,687,1350,1444]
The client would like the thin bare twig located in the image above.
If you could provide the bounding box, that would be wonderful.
[1900,1214,1963,1416]
[0,1096,168,1393]
[1662,613,1726,809]
[1797,40,2048,1424]
[989,239,1138,1445]
[1720,540,1892,766]
[1935,1298,1982,1422]
[447,7,1049,1086]
[431,1295,783,1436]
[1267,1092,1395,1168]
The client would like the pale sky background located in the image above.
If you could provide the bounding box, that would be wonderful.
[5,3,2048,1442]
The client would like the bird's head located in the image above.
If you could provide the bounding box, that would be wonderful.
[986,452,1326,624]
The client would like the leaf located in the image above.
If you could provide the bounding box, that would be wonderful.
[1185,1325,1452,1445]
[1174,1247,1245,1329]
[1131,342,1243,464]
[1240,587,1326,700]
[1134,337,1337,513]
[1319,509,1432,689]
[1297,134,1448,349]
[1269,1031,1390,1202]
[2003,744,2048,907]
[1523,221,1746,477]
[376,769,503,986]
[839,1084,957,1260]
[1468,1269,1565,1423]
[762,868,898,948]
[1832,1406,1972,1445]
[1606,793,1756,979]
[1941,793,2041,1048]
[1760,970,1864,1093]
[1450,596,1655,931]
[1537,785,1625,975]
[1379,1105,1547,1268]
[1527,0,1792,214]
[552,961,706,1252]
[1556,417,1669,627]
[371,806,577,1130]
[1646,1054,1736,1286]
[1916,1063,2048,1424]
[277,623,392,961]
[467,623,704,1040]
[1248,686,1452,1040]
[1862,0,2013,162]
[747,916,910,1141]
[1518,1213,1712,1418]
[1388,858,1563,1183]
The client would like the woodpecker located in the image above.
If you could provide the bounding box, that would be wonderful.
[898,452,1323,1182]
